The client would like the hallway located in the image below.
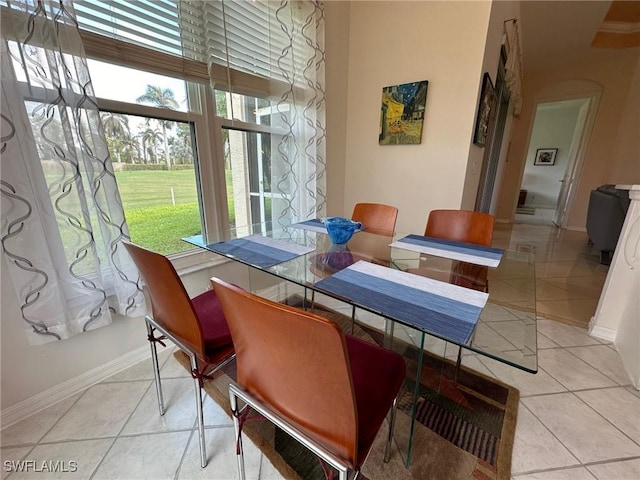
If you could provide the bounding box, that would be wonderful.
[493,221,609,329]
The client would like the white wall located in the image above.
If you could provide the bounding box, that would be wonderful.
[520,101,583,208]
[0,253,250,413]
[591,186,640,388]
[496,54,640,227]
[609,56,640,183]
[462,0,520,211]
[341,1,492,232]
[0,254,147,409]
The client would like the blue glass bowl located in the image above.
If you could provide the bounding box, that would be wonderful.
[323,217,362,244]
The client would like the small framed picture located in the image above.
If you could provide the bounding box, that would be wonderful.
[473,72,495,147]
[534,148,558,166]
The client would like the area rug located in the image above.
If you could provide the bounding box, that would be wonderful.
[173,306,519,480]
[515,206,536,215]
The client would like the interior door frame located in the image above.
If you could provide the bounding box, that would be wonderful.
[517,90,601,227]
[553,98,589,226]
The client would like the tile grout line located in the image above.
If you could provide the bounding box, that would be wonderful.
[173,428,195,480]
[563,345,632,387]
[514,455,640,478]
[33,390,86,446]
[87,437,118,480]
[87,378,155,480]
[513,396,582,476]
[572,389,640,450]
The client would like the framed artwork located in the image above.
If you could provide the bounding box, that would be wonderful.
[473,72,495,147]
[379,80,429,145]
[534,148,558,166]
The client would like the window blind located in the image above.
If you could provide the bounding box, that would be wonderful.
[179,1,303,84]
[74,0,280,95]
[73,0,298,85]
[2,0,301,95]
[74,0,183,56]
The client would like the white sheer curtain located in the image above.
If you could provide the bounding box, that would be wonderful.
[266,1,327,225]
[504,19,523,117]
[179,0,327,227]
[1,0,144,345]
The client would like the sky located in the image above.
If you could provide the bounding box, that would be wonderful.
[87,59,190,137]
[87,59,188,111]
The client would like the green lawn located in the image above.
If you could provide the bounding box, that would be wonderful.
[114,169,233,255]
[125,203,201,254]
[115,170,200,209]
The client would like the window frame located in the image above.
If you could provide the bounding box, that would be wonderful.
[86,55,288,269]
[3,3,286,269]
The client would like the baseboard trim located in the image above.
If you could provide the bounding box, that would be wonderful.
[589,321,617,343]
[1,344,150,429]
[0,284,290,429]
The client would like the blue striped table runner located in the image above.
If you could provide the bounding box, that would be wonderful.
[390,234,504,267]
[314,261,488,344]
[207,235,314,268]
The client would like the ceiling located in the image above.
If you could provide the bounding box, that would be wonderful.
[519,0,640,73]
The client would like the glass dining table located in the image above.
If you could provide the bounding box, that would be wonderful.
[183,221,537,467]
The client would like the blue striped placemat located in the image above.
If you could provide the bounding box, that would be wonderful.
[290,218,327,233]
[207,235,314,268]
[390,234,504,267]
[314,261,488,344]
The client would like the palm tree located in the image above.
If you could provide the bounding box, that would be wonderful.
[101,112,133,163]
[136,85,178,170]
[101,112,130,137]
[172,123,194,165]
[139,127,163,165]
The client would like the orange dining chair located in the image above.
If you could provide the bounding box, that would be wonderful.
[423,209,494,378]
[211,277,406,480]
[351,202,398,235]
[424,209,494,292]
[425,209,494,247]
[123,241,235,468]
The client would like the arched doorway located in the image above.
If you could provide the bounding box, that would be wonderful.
[515,94,598,227]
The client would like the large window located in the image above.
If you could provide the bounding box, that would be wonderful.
[4,0,324,257]
[86,61,284,255]
[86,60,204,255]
[215,89,282,233]
[1,0,324,344]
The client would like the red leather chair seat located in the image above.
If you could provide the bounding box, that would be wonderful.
[191,289,233,355]
[346,335,406,464]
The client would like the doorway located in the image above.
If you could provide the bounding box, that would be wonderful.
[515,96,595,227]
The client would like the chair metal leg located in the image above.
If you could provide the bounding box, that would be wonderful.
[229,389,246,480]
[146,320,165,416]
[383,317,395,350]
[454,327,476,383]
[384,396,399,463]
[190,354,208,468]
[350,305,356,334]
[454,346,463,383]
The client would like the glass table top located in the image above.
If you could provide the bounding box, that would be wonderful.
[184,222,537,373]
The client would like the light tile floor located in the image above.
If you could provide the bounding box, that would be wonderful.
[2,224,638,479]
[493,220,609,329]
